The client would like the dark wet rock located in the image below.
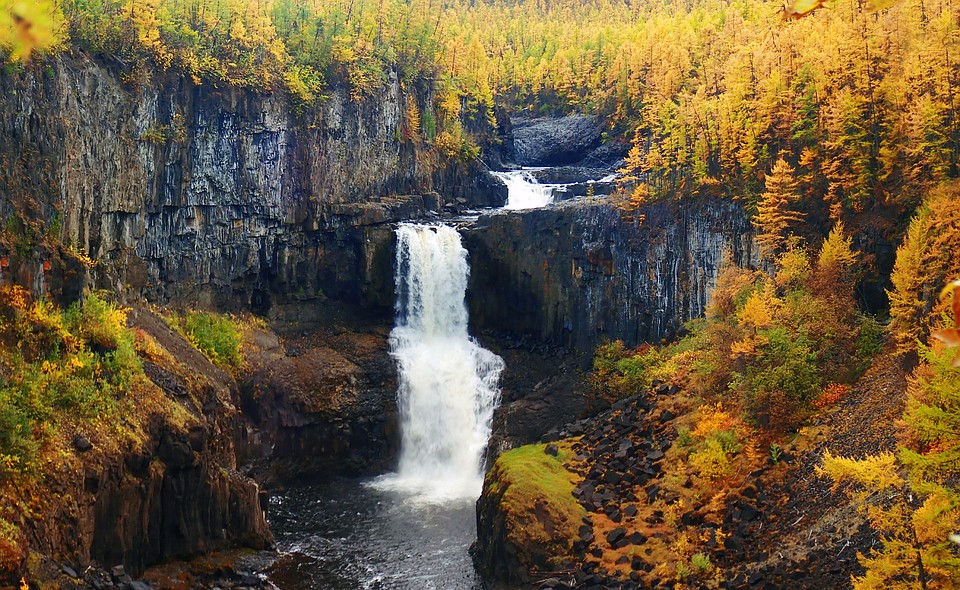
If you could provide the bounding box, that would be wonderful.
[606,528,627,547]
[73,435,93,453]
[463,198,756,353]
[511,115,604,166]
[239,327,400,483]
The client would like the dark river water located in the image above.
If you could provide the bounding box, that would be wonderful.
[264,478,486,590]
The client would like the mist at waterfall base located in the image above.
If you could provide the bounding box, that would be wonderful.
[265,223,503,590]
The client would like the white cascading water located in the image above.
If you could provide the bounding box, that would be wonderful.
[493,169,554,210]
[374,223,505,503]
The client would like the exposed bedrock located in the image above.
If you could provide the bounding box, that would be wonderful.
[463,197,757,355]
[510,115,605,167]
[0,54,505,312]
[238,321,401,485]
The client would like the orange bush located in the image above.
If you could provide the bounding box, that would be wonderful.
[813,383,849,408]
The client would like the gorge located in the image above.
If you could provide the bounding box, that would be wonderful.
[0,53,754,587]
[2,0,948,581]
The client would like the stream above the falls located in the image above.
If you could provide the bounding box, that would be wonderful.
[264,479,484,590]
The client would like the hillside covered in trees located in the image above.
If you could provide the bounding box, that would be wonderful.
[3,0,960,588]
[5,0,960,208]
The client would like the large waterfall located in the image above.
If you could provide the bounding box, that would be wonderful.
[376,223,504,502]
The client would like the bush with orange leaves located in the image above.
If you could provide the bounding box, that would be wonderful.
[813,383,850,408]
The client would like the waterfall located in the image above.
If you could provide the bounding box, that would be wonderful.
[375,223,504,502]
[493,170,555,210]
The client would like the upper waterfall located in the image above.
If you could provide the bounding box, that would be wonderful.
[493,169,555,210]
[375,223,505,502]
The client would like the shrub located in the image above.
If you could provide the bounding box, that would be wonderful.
[0,290,140,475]
[855,314,886,358]
[736,327,821,430]
[0,389,36,473]
[177,311,243,369]
[769,443,784,464]
[814,383,850,408]
[63,291,129,351]
[592,340,659,401]
[689,438,733,480]
[691,552,713,573]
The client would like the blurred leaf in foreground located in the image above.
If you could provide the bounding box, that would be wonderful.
[0,0,64,61]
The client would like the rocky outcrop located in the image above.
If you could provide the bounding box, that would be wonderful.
[473,443,587,587]
[239,325,400,484]
[511,115,604,166]
[463,197,757,353]
[12,308,272,581]
[478,343,592,467]
[0,54,504,312]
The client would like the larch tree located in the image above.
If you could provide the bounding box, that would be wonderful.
[753,158,805,260]
[888,183,960,353]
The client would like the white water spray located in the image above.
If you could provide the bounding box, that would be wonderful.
[375,223,504,503]
[493,169,555,210]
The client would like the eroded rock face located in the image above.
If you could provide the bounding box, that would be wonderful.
[511,115,604,166]
[239,325,400,484]
[463,197,757,353]
[0,55,504,311]
[19,308,272,579]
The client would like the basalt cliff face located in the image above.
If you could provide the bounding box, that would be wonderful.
[463,198,757,354]
[5,307,272,582]
[0,54,504,313]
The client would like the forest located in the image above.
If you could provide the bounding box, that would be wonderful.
[2,0,960,587]
[4,0,960,211]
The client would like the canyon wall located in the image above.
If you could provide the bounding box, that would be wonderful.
[463,198,757,353]
[0,55,504,313]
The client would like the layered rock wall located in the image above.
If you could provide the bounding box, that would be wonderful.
[0,55,503,311]
[463,198,756,352]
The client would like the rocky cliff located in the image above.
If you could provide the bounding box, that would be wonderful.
[239,324,400,485]
[463,197,757,354]
[0,54,504,313]
[3,308,272,582]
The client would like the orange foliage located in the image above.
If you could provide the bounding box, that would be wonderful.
[814,383,850,408]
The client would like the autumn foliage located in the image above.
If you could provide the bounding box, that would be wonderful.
[889,183,960,353]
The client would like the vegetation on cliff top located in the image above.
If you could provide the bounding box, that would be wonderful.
[4,0,960,217]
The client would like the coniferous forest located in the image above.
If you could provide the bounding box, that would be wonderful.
[1,0,960,588]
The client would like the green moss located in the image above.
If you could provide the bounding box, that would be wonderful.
[492,442,585,564]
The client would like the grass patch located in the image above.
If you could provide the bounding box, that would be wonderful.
[489,442,585,565]
[169,311,244,370]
